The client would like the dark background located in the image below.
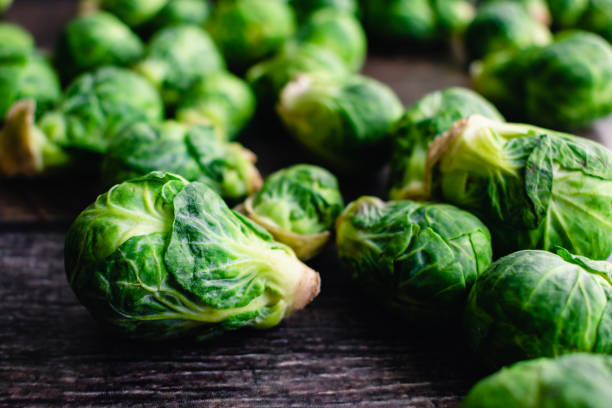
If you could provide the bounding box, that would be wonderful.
[1,2,611,407]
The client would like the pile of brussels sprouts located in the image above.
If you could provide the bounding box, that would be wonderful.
[1,0,612,406]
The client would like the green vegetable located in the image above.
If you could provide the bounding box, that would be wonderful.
[239,164,344,260]
[134,24,224,109]
[246,43,349,108]
[0,53,61,123]
[427,114,612,259]
[55,12,144,82]
[389,87,504,201]
[461,354,612,408]
[0,23,34,59]
[547,0,589,27]
[102,121,262,202]
[65,171,321,340]
[336,196,492,322]
[465,248,612,368]
[0,0,12,13]
[99,0,167,27]
[577,0,612,43]
[431,0,477,36]
[278,74,403,172]
[0,67,163,177]
[143,0,210,34]
[175,71,255,140]
[479,0,552,25]
[207,0,296,70]
[472,31,612,129]
[464,1,552,61]
[290,0,359,20]
[297,8,367,72]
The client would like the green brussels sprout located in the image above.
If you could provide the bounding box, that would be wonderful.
[102,121,262,202]
[0,67,163,178]
[246,43,349,108]
[0,53,61,123]
[143,0,210,34]
[297,8,367,72]
[389,87,504,201]
[577,0,612,43]
[65,171,321,340]
[461,354,612,408]
[0,0,12,13]
[472,31,612,129]
[55,12,144,82]
[479,0,552,25]
[207,0,296,70]
[464,2,552,61]
[278,74,403,172]
[238,164,344,260]
[99,0,168,27]
[362,0,438,43]
[134,25,225,108]
[427,114,612,259]
[175,71,255,140]
[430,0,476,36]
[336,197,492,323]
[0,23,34,59]
[547,0,589,27]
[291,0,359,20]
[464,248,612,368]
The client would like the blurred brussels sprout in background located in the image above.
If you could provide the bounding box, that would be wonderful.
[246,43,349,109]
[0,0,12,13]
[291,0,359,20]
[176,71,255,140]
[134,25,224,109]
[102,121,261,202]
[297,8,367,72]
[465,248,612,368]
[278,74,403,172]
[428,115,612,259]
[389,87,504,201]
[98,0,167,27]
[576,0,612,43]
[0,67,163,178]
[336,197,492,323]
[464,1,552,61]
[143,0,210,34]
[362,0,437,43]
[239,164,343,260]
[65,171,321,340]
[207,0,296,71]
[430,0,476,36]
[0,23,34,59]
[480,0,552,25]
[55,12,143,82]
[461,354,612,408]
[472,31,612,129]
[547,0,589,27]
[0,53,61,123]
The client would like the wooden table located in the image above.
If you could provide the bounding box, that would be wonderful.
[2,2,611,407]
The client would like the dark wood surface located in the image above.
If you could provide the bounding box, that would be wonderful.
[1,2,611,407]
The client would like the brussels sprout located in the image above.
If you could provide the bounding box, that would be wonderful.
[431,0,476,36]
[278,74,403,172]
[0,53,61,123]
[175,71,255,140]
[144,0,210,34]
[336,197,492,323]
[0,0,12,13]
[102,121,262,202]
[55,12,144,82]
[238,164,344,260]
[246,43,349,108]
[472,31,612,129]
[207,0,296,70]
[99,0,167,27]
[577,0,612,43]
[465,248,612,368]
[547,0,589,27]
[362,0,438,43]
[134,25,225,108]
[291,0,359,20]
[389,87,504,201]
[0,67,163,177]
[479,0,552,25]
[0,23,34,59]
[65,171,321,340]
[464,2,552,61]
[461,354,612,408]
[427,114,612,259]
[297,9,367,72]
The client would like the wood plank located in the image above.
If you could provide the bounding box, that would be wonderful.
[0,231,483,407]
